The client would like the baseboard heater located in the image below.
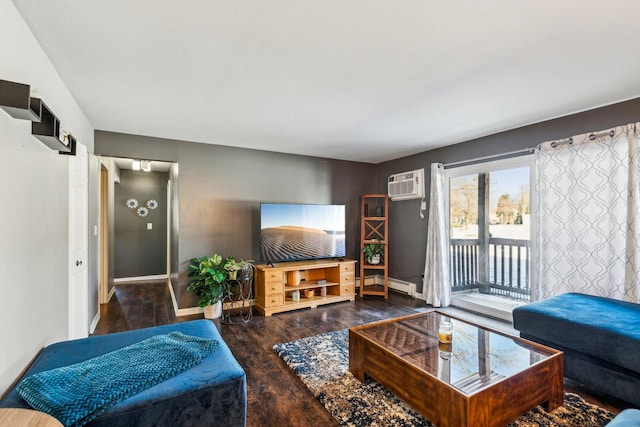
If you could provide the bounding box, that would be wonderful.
[356,275,417,297]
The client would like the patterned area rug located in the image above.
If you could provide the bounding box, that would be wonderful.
[273,329,615,427]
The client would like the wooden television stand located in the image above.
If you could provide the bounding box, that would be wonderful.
[255,259,356,316]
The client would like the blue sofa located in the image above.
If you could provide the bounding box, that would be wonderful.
[607,408,640,426]
[0,320,247,426]
[512,293,640,407]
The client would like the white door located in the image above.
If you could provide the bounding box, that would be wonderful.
[69,142,89,339]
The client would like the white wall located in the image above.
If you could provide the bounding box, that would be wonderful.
[0,0,94,394]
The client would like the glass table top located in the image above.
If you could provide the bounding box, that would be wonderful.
[355,311,557,395]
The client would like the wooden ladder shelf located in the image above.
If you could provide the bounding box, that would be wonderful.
[359,194,389,299]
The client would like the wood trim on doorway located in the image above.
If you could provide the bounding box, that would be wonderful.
[99,163,109,304]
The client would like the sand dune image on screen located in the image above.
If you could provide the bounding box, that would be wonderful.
[261,226,345,262]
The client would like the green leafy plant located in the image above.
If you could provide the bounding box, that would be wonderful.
[223,257,255,279]
[187,254,228,307]
[362,241,384,263]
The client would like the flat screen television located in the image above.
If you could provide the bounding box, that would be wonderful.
[260,203,346,263]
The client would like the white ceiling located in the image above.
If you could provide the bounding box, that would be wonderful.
[12,1,640,164]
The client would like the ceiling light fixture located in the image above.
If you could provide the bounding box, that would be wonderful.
[141,160,151,172]
[132,159,141,171]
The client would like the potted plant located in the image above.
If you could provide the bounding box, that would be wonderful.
[187,254,228,319]
[223,257,255,280]
[363,241,384,264]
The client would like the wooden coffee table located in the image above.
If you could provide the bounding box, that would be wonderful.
[349,311,563,427]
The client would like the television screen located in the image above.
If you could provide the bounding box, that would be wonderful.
[260,203,346,263]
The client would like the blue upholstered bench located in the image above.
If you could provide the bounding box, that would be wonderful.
[0,320,247,426]
[512,292,640,407]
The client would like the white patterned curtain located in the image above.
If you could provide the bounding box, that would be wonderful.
[423,163,451,307]
[533,123,640,302]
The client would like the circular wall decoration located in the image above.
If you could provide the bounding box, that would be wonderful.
[137,207,149,217]
[147,199,158,209]
[126,198,138,209]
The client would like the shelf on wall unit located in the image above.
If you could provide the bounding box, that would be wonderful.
[362,264,386,269]
[0,79,42,122]
[59,134,77,156]
[32,102,71,153]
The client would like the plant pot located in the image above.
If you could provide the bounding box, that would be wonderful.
[228,270,238,280]
[368,254,381,265]
[203,301,222,319]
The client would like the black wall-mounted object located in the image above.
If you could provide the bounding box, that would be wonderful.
[59,134,77,156]
[0,79,42,122]
[32,101,71,153]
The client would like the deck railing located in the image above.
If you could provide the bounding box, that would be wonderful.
[450,238,530,301]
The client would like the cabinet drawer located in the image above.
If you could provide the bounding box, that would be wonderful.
[340,284,355,295]
[341,262,355,273]
[340,272,355,285]
[264,269,284,282]
[264,293,284,307]
[265,282,284,295]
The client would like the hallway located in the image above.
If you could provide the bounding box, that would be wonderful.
[94,280,198,335]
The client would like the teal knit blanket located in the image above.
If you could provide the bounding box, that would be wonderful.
[17,332,219,427]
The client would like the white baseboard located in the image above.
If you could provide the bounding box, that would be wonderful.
[114,274,168,283]
[167,279,188,316]
[89,311,100,334]
[356,275,417,297]
[167,279,207,317]
[177,306,204,316]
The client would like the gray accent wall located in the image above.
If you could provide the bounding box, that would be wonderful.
[114,170,169,278]
[97,98,640,306]
[378,97,640,293]
[95,131,377,308]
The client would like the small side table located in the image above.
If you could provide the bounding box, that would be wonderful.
[0,408,63,427]
[221,270,254,324]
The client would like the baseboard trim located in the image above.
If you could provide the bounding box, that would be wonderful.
[167,280,207,317]
[177,306,203,316]
[89,311,100,334]
[114,274,168,283]
[167,279,184,316]
[356,275,417,297]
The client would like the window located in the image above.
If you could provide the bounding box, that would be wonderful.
[445,155,534,318]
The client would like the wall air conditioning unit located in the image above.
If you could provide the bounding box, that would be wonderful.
[388,168,425,201]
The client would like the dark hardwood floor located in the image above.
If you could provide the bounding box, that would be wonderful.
[94,280,625,426]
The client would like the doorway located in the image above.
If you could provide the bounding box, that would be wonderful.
[98,157,178,305]
[445,156,533,320]
[69,142,89,339]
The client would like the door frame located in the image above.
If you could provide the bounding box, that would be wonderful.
[99,162,110,304]
[444,155,534,321]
